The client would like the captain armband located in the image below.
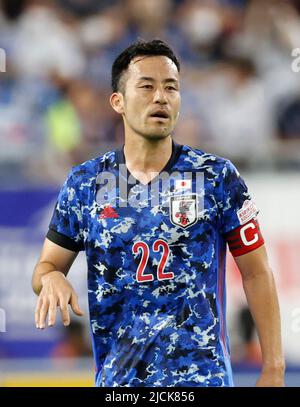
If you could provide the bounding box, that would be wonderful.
[225,218,265,257]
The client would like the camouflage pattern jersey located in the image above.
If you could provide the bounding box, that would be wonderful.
[46,140,260,387]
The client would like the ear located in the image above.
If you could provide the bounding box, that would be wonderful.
[110,92,124,115]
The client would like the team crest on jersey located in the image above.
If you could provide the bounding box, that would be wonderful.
[170,194,198,228]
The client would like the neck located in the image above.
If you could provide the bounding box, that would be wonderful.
[123,135,173,184]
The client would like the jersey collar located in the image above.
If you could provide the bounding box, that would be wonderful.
[115,139,183,186]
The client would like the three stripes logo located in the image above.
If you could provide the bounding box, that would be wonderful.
[99,205,119,219]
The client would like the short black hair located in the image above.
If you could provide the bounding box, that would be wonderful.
[111,39,180,93]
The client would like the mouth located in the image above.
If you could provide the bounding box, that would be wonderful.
[149,110,170,120]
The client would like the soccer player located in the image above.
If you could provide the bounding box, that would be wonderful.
[32,40,285,387]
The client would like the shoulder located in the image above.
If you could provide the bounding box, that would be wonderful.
[180,144,233,176]
[68,150,117,187]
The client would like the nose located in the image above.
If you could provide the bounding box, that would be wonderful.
[153,86,167,104]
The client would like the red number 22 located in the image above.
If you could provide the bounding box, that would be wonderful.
[132,239,174,283]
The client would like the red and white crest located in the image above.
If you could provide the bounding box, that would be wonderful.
[170,194,198,229]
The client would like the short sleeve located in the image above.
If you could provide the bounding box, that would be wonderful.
[46,169,85,252]
[219,160,259,235]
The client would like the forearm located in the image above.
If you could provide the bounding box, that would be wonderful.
[242,269,285,372]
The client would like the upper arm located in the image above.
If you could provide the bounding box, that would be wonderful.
[219,160,257,235]
[218,160,271,280]
[47,169,85,253]
[37,237,79,276]
[234,245,272,281]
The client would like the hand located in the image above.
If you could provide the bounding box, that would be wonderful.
[256,369,285,387]
[35,271,84,329]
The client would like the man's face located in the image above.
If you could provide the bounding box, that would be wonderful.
[117,55,181,140]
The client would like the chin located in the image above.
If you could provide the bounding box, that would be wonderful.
[144,126,172,140]
[143,133,170,141]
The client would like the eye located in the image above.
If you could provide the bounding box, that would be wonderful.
[140,84,153,89]
[166,86,177,91]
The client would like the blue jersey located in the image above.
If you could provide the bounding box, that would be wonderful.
[47,141,259,387]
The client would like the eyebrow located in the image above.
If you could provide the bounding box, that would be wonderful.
[137,76,179,84]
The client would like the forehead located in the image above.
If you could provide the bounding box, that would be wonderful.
[127,55,179,81]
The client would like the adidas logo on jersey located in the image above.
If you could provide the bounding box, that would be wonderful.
[99,205,119,219]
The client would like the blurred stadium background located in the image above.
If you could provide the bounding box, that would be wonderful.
[0,0,300,387]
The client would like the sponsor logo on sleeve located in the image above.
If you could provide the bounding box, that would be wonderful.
[237,200,258,225]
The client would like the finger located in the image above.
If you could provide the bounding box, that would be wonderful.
[48,296,58,327]
[39,299,50,329]
[35,296,43,328]
[59,297,70,326]
[70,293,84,317]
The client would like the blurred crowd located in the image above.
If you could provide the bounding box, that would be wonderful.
[1,0,300,186]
